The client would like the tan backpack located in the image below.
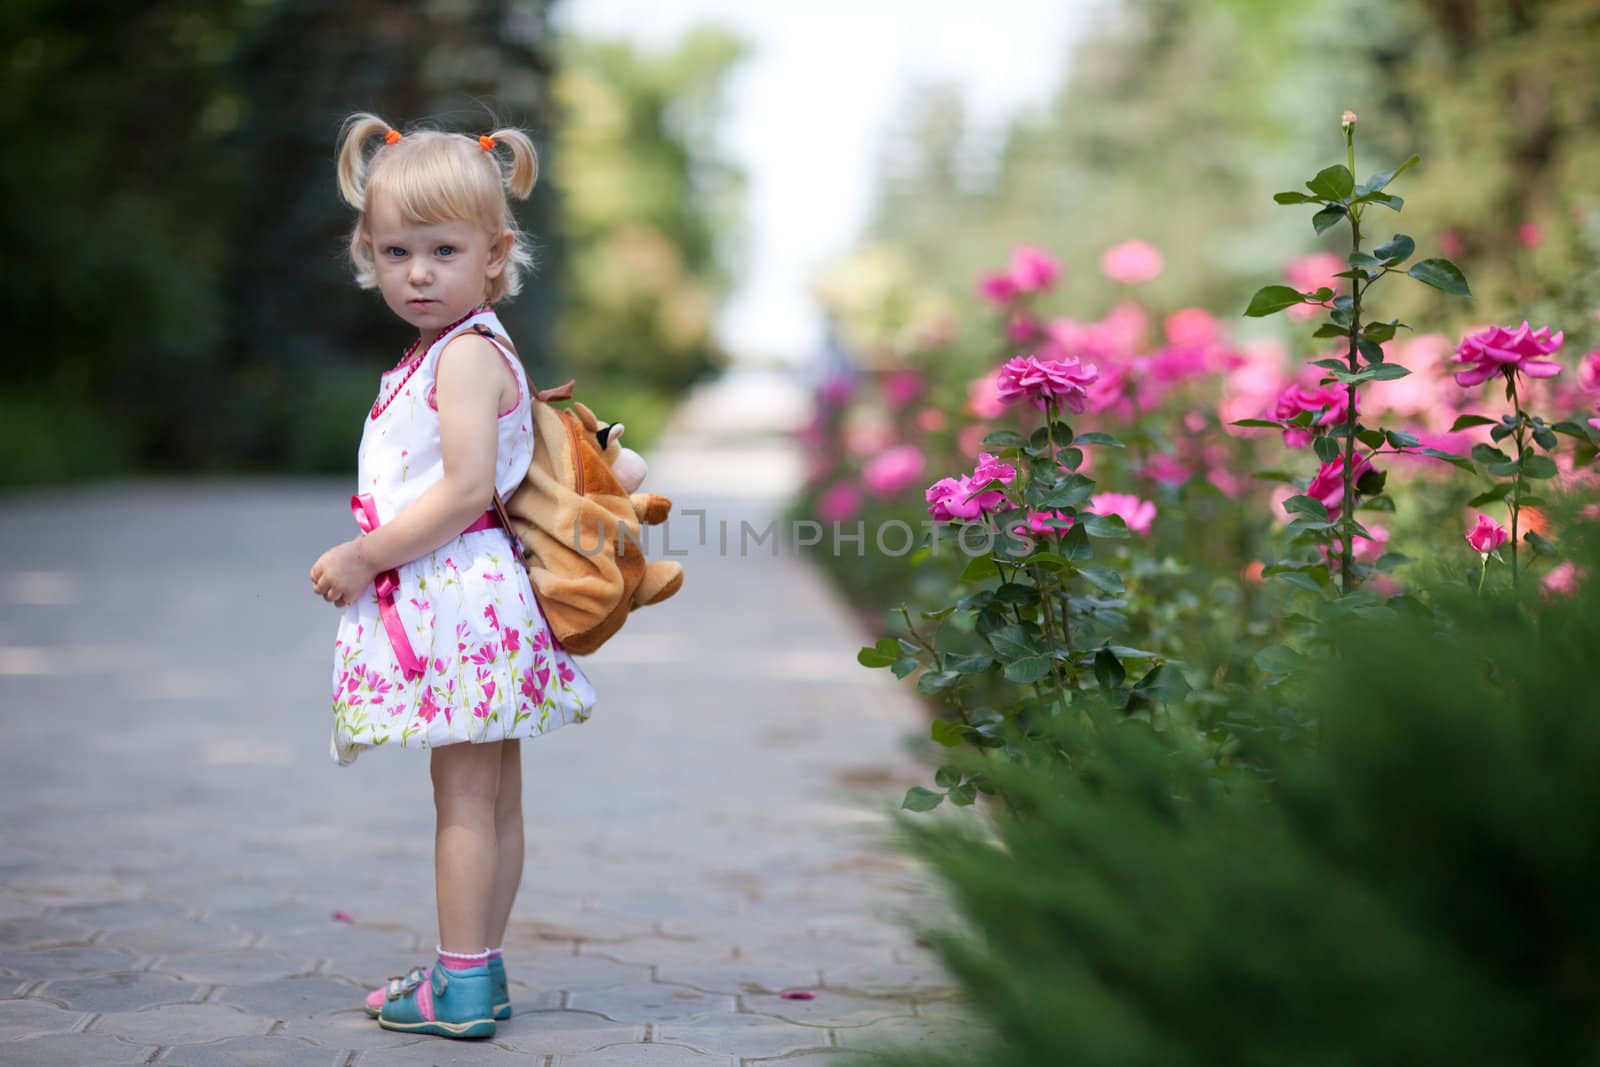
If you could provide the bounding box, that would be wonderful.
[472,325,684,655]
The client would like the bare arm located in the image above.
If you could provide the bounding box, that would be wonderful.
[309,334,514,605]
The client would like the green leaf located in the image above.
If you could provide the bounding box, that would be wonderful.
[1355,468,1387,496]
[1357,427,1386,449]
[1360,192,1404,211]
[1357,337,1385,365]
[1255,644,1304,674]
[947,783,978,806]
[1003,656,1055,685]
[891,657,919,679]
[1061,447,1084,470]
[1521,454,1558,479]
[1231,418,1284,429]
[1094,648,1126,690]
[1552,419,1600,445]
[1450,414,1497,432]
[1080,513,1131,539]
[901,787,944,812]
[1532,426,1557,451]
[1407,258,1472,297]
[1133,663,1191,703]
[958,556,999,583]
[1074,431,1125,448]
[1362,319,1405,343]
[1313,324,1349,339]
[945,653,997,674]
[1359,154,1420,194]
[981,430,1028,449]
[1273,190,1320,204]
[934,764,962,788]
[930,719,965,747]
[1077,565,1125,594]
[1282,494,1331,519]
[1347,251,1383,269]
[1525,530,1558,557]
[1471,443,1511,465]
[1313,435,1340,463]
[1419,447,1473,472]
[1372,234,1415,265]
[1367,363,1410,381]
[1244,285,1306,317]
[856,637,901,668]
[916,670,961,695]
[1307,164,1355,200]
[1274,571,1325,594]
[1312,205,1346,235]
[993,582,1040,605]
[1467,483,1513,507]
[1384,429,1421,449]
[1312,358,1351,372]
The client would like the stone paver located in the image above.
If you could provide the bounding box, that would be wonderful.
[0,369,989,1064]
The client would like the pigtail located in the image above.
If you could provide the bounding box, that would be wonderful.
[486,127,540,199]
[336,112,396,210]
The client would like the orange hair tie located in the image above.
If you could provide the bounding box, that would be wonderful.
[478,134,496,151]
[384,129,402,145]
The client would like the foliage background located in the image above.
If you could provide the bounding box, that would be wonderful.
[0,0,745,487]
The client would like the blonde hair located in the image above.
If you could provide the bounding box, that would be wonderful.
[336,112,540,302]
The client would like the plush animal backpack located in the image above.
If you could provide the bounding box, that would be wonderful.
[473,325,684,655]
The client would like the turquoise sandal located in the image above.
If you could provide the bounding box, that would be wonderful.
[366,954,510,1020]
[373,957,496,1039]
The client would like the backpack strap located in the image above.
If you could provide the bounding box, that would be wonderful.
[469,324,576,402]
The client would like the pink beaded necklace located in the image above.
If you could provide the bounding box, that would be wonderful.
[370,304,492,420]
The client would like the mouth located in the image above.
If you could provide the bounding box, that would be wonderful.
[407,298,438,309]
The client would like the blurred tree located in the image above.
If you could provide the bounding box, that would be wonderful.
[553,27,746,397]
[859,0,1599,351]
[0,0,254,481]
[0,0,568,483]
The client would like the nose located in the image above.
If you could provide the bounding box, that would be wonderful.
[407,257,432,286]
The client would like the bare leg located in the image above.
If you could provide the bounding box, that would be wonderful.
[487,739,524,948]
[431,740,504,956]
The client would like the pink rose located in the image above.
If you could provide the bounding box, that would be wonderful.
[881,369,925,411]
[1541,560,1583,598]
[1273,384,1353,448]
[1453,321,1565,387]
[818,482,863,523]
[1142,453,1191,486]
[1578,350,1600,393]
[978,271,1019,306]
[915,407,946,433]
[1007,311,1044,344]
[1008,245,1061,294]
[995,354,1099,414]
[1305,453,1376,518]
[1518,221,1543,249]
[972,452,1017,487]
[1164,307,1219,348]
[816,373,855,410]
[1010,510,1074,539]
[967,374,1008,419]
[862,445,927,498]
[1087,493,1157,536]
[1100,240,1163,285]
[1465,513,1508,554]
[926,474,1005,523]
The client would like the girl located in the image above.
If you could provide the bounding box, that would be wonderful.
[309,112,598,1040]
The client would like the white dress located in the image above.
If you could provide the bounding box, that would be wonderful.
[329,306,596,766]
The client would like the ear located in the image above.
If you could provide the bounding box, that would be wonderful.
[484,229,514,279]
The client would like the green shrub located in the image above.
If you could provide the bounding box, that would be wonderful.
[865,538,1600,1066]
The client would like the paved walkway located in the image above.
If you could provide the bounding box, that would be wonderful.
[0,369,987,1065]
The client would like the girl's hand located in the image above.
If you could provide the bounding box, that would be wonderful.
[309,538,378,609]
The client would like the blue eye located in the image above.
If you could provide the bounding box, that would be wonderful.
[436,245,456,257]
[384,247,407,258]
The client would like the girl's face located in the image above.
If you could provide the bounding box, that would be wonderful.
[365,192,512,343]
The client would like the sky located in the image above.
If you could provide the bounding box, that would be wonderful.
[554,0,1104,365]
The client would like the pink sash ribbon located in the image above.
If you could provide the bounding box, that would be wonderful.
[350,494,505,682]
